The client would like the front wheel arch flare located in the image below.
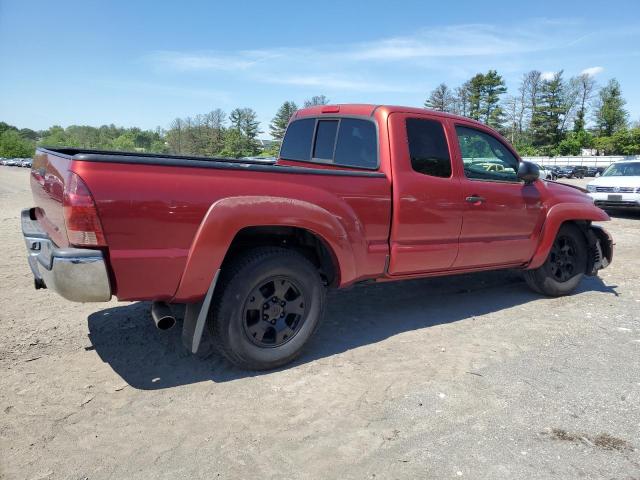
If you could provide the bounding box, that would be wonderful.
[527,203,609,270]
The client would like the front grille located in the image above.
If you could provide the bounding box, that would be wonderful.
[595,186,635,193]
[595,200,639,208]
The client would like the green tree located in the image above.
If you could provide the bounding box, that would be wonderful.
[19,128,38,141]
[531,72,567,153]
[571,73,597,132]
[166,118,185,154]
[228,108,261,157]
[452,81,471,117]
[40,125,75,146]
[0,122,18,135]
[269,101,298,141]
[0,130,34,157]
[203,109,226,155]
[610,128,640,155]
[594,79,628,136]
[557,130,593,155]
[424,83,453,112]
[219,128,247,158]
[463,71,506,128]
[480,70,507,129]
[112,132,137,151]
[467,73,485,121]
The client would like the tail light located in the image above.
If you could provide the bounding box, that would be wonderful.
[63,172,106,246]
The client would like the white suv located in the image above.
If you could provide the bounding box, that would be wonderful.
[586,161,640,210]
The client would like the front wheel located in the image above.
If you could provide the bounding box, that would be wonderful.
[524,224,588,296]
[209,247,325,370]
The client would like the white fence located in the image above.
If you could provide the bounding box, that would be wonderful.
[521,156,640,167]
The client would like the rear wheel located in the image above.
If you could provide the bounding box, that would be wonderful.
[209,247,325,370]
[524,224,588,296]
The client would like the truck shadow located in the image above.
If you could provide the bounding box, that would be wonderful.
[87,270,617,390]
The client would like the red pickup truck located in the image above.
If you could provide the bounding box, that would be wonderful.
[22,104,612,369]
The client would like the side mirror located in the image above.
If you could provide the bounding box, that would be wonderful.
[517,161,540,184]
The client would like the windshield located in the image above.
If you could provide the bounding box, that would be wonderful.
[602,162,640,177]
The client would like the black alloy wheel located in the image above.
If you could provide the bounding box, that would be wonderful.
[548,235,579,282]
[523,223,588,297]
[242,276,307,347]
[209,247,325,370]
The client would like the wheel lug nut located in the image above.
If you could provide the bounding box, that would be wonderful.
[271,320,276,325]
[280,313,285,317]
[280,301,286,307]
[263,314,268,320]
[263,303,269,309]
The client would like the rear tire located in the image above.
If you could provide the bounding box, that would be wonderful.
[524,224,588,297]
[209,247,325,370]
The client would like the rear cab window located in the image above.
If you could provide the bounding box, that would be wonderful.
[280,117,378,170]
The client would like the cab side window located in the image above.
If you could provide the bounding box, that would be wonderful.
[455,126,518,182]
[406,118,451,178]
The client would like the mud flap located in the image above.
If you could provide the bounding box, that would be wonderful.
[181,269,220,354]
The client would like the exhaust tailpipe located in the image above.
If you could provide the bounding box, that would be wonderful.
[151,301,176,330]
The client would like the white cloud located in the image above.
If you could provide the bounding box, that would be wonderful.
[540,71,557,81]
[142,19,602,97]
[346,24,541,61]
[267,74,415,93]
[147,50,278,72]
[146,20,586,74]
[580,66,604,76]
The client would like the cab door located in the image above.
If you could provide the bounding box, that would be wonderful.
[388,113,464,275]
[451,123,545,268]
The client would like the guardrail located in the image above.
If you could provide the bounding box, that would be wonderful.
[521,156,640,167]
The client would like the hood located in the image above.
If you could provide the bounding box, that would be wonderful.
[587,175,640,188]
[543,180,593,204]
[545,179,588,194]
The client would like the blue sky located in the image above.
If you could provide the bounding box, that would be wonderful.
[1,0,639,138]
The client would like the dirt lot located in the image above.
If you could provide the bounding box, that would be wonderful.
[1,166,639,479]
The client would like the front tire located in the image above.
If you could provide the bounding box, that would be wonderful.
[209,247,325,370]
[524,224,588,296]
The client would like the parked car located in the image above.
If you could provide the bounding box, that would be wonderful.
[586,166,599,177]
[587,160,640,210]
[22,104,613,370]
[20,158,32,168]
[535,164,556,180]
[557,165,587,179]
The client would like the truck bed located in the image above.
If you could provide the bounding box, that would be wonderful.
[30,147,392,302]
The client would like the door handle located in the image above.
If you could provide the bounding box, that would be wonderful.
[465,195,486,204]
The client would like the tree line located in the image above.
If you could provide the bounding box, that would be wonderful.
[0,95,330,159]
[424,70,639,155]
[1,76,637,159]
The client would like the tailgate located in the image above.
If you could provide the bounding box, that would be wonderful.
[30,149,72,247]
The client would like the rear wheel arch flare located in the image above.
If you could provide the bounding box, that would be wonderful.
[223,225,341,287]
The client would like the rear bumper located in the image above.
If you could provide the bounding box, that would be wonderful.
[21,208,112,302]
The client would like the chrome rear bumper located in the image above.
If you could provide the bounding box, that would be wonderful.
[21,208,112,302]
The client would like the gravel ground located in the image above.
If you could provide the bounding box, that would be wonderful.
[1,166,639,480]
